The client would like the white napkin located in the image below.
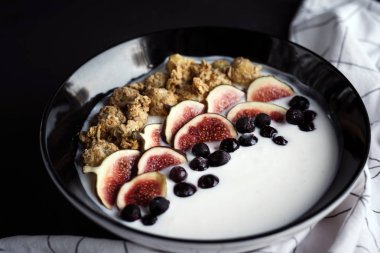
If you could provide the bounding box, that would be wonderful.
[287,0,380,252]
[2,0,380,252]
[259,0,380,252]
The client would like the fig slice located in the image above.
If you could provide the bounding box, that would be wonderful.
[227,102,287,124]
[247,76,294,102]
[173,113,237,151]
[137,146,187,175]
[206,84,245,114]
[116,172,167,209]
[138,123,162,151]
[163,100,205,144]
[83,149,140,209]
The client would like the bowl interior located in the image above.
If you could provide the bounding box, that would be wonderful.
[41,27,370,246]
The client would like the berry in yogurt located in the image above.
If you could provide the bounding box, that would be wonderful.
[120,204,141,222]
[191,142,211,158]
[235,116,256,133]
[299,122,316,132]
[272,136,288,145]
[169,166,188,182]
[303,110,317,122]
[219,138,240,153]
[189,157,209,171]
[149,196,170,216]
[141,214,157,226]
[173,182,197,197]
[286,108,304,125]
[260,125,278,138]
[289,95,310,110]
[208,150,231,167]
[238,134,259,146]
[198,174,219,189]
[254,113,271,128]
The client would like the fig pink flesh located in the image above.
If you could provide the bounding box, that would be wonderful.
[172,106,201,136]
[177,117,235,151]
[143,154,182,173]
[123,180,163,206]
[102,155,138,207]
[231,109,285,123]
[250,86,293,102]
[213,92,242,113]
[150,128,161,147]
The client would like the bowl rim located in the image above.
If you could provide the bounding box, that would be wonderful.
[40,25,371,244]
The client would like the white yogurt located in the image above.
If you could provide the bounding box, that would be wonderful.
[120,97,338,239]
[76,57,339,240]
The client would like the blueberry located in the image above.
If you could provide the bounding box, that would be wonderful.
[289,96,310,110]
[219,138,240,153]
[208,150,231,167]
[286,108,304,125]
[235,116,255,133]
[174,182,197,197]
[260,125,278,138]
[169,166,187,182]
[192,143,210,158]
[198,174,219,189]
[298,122,315,131]
[303,110,317,122]
[272,136,288,145]
[254,113,271,128]
[149,197,170,216]
[189,157,209,171]
[141,214,157,226]
[120,204,141,222]
[238,134,258,146]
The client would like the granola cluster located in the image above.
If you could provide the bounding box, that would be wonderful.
[80,54,261,166]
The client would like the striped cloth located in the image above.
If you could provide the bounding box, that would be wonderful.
[287,0,380,252]
[1,0,380,252]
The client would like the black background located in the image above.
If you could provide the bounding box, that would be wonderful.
[1,0,301,239]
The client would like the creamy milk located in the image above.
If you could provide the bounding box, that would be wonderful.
[76,57,339,240]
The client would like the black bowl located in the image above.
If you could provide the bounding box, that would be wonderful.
[40,27,370,252]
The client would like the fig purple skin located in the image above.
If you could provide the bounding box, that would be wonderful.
[162,100,205,144]
[83,149,140,209]
[247,75,294,102]
[116,172,167,210]
[137,146,187,175]
[206,84,245,114]
[227,101,287,124]
[139,123,162,150]
[173,113,237,151]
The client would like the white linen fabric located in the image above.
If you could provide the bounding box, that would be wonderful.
[288,0,380,252]
[1,0,380,252]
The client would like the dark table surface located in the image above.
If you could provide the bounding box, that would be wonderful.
[1,0,302,239]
